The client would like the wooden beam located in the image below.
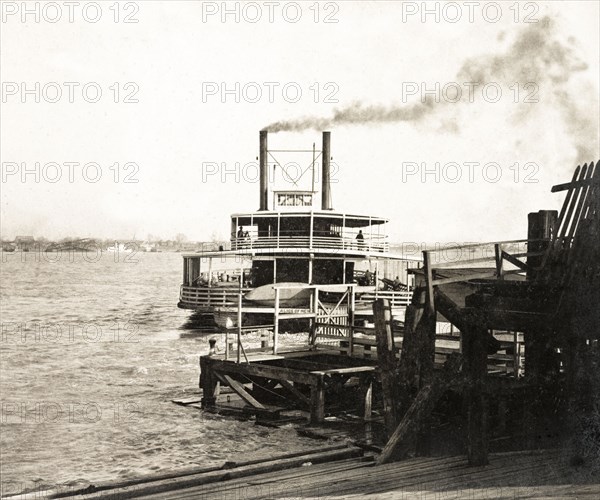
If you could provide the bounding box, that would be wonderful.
[358,374,373,420]
[434,288,470,332]
[274,287,280,354]
[432,271,497,286]
[423,251,435,310]
[349,285,355,356]
[551,176,596,192]
[311,366,376,376]
[463,325,489,466]
[77,446,365,499]
[435,288,549,332]
[312,288,319,347]
[377,355,463,464]
[279,313,317,320]
[397,287,427,421]
[199,355,219,409]
[374,298,399,437]
[279,380,311,407]
[204,357,320,386]
[495,243,504,279]
[377,380,442,464]
[501,250,531,272]
[237,293,243,363]
[217,373,265,410]
[415,287,438,456]
[527,210,557,281]
[417,299,437,388]
[310,375,325,423]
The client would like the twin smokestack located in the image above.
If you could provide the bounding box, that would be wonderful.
[259,130,332,211]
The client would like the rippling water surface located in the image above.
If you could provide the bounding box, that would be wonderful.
[0,251,316,493]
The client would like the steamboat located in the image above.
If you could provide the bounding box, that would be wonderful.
[177,131,421,329]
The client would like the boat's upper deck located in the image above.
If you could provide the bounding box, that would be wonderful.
[231,198,389,253]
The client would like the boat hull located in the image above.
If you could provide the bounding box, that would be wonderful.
[244,282,312,308]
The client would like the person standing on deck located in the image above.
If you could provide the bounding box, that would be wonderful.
[356,230,365,249]
[237,226,251,248]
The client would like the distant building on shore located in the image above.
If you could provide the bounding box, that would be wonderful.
[14,236,35,252]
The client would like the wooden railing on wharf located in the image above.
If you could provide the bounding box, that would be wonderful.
[359,290,413,308]
[190,282,523,379]
[376,160,600,467]
[213,285,419,360]
[181,279,526,377]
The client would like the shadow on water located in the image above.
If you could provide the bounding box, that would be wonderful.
[178,312,219,337]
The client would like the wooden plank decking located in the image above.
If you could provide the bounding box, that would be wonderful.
[38,447,600,499]
[139,448,599,499]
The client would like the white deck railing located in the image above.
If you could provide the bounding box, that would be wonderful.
[230,235,389,252]
[180,286,251,308]
[179,285,412,309]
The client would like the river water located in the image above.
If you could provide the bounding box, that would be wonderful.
[0,251,317,495]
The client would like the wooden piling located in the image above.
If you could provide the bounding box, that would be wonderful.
[358,374,373,420]
[526,210,557,281]
[396,286,437,454]
[199,355,218,409]
[373,298,399,437]
[377,381,438,464]
[274,288,280,354]
[309,291,317,347]
[237,293,243,363]
[310,375,325,424]
[397,288,426,394]
[377,355,462,465]
[463,325,489,466]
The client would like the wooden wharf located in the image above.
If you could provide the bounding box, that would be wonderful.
[195,161,599,470]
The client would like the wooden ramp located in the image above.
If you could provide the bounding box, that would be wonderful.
[140,448,598,499]
[19,448,599,499]
[16,445,365,500]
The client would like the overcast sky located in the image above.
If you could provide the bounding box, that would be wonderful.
[2,0,599,243]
